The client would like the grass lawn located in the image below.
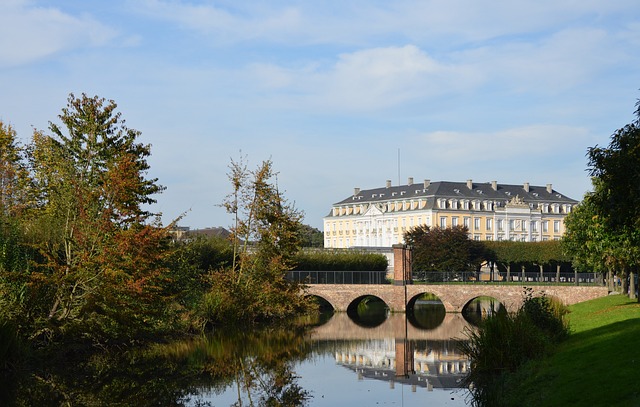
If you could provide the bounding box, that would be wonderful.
[508,294,640,406]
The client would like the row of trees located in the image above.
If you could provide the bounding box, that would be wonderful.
[404,225,570,278]
[0,94,313,351]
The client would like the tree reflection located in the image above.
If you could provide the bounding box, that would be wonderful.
[3,326,313,406]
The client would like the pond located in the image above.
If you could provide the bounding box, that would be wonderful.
[4,297,495,406]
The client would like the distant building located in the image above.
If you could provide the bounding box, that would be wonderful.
[323,178,579,248]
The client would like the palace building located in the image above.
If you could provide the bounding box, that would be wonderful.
[323,178,579,248]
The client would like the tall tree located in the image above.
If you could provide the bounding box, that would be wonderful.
[25,93,171,343]
[583,99,640,299]
[198,157,310,326]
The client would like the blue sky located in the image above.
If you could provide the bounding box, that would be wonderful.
[1,0,639,230]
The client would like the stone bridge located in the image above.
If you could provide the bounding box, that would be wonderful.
[303,245,609,313]
[305,283,609,313]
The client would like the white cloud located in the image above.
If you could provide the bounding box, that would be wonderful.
[243,45,480,111]
[132,0,640,48]
[0,0,116,67]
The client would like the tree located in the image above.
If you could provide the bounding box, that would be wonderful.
[299,224,324,248]
[23,93,173,343]
[197,157,311,326]
[580,99,640,299]
[404,225,487,278]
[0,121,30,216]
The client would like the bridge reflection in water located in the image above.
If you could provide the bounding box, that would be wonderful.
[308,311,473,390]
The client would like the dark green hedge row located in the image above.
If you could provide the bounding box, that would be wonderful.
[293,250,388,271]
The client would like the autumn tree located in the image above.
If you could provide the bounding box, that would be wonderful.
[197,157,311,326]
[23,93,173,343]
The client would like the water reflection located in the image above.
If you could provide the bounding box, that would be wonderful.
[4,311,473,406]
[462,296,506,326]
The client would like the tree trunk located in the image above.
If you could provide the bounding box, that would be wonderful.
[539,264,544,283]
[629,271,637,300]
[556,264,561,285]
[521,265,525,282]
[506,264,511,282]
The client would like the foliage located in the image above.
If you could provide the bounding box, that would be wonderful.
[565,98,640,299]
[165,235,234,309]
[0,93,175,346]
[404,225,487,274]
[459,288,569,406]
[293,249,388,271]
[197,157,313,327]
[0,121,30,216]
[298,224,323,248]
[563,193,612,273]
[3,324,313,406]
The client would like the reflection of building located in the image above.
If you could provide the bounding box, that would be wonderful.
[334,339,470,389]
[324,179,578,248]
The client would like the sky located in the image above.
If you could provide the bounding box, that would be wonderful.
[1,0,639,230]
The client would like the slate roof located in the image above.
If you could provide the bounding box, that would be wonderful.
[333,180,579,209]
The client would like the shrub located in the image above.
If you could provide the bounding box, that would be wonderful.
[458,288,569,406]
[293,250,388,271]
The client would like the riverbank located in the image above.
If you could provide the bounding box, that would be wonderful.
[502,293,640,406]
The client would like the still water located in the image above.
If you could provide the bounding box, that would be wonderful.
[192,312,472,406]
[187,297,488,407]
[4,298,496,406]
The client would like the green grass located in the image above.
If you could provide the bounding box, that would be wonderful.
[505,294,640,407]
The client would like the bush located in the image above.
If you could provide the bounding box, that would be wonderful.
[293,250,388,271]
[458,288,569,406]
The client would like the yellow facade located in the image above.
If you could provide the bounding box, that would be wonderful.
[323,179,577,248]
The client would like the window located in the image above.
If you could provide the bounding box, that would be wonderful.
[474,217,481,230]
[474,235,481,241]
[542,221,549,233]
[452,217,459,227]
[486,218,493,231]
[497,219,503,231]
[532,221,538,232]
[440,217,447,228]
[464,217,470,228]
[509,220,515,231]
[486,235,493,241]
[554,220,560,233]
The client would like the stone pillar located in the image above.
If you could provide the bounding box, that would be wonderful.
[392,244,412,285]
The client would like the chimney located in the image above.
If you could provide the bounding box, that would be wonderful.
[424,179,431,189]
[386,180,392,188]
[467,179,473,190]
[546,183,553,193]
[408,177,414,186]
[523,182,530,193]
[491,181,497,191]
[354,187,360,196]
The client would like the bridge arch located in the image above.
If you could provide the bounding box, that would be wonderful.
[406,292,446,330]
